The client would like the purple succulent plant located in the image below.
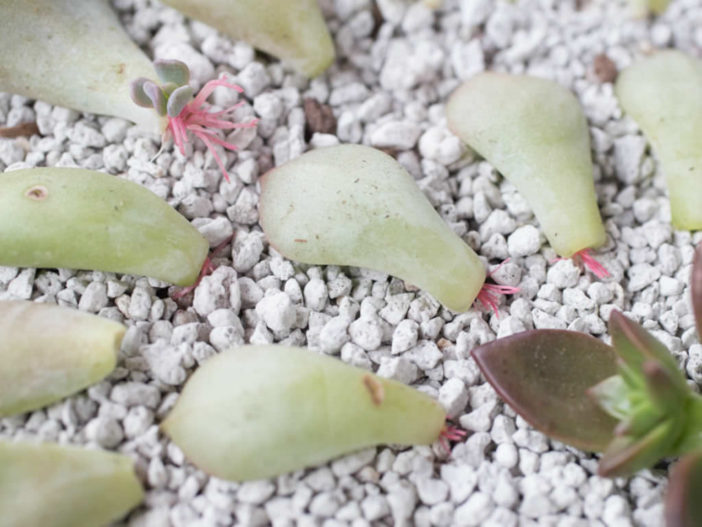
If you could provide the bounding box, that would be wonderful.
[472,243,702,527]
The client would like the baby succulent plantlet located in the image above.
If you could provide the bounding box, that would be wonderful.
[131,60,258,182]
[0,300,125,417]
[159,0,334,77]
[446,73,608,277]
[0,0,164,133]
[615,51,702,230]
[260,144,517,313]
[0,167,209,286]
[162,345,449,481]
[0,440,143,527]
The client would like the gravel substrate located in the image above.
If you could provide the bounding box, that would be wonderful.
[2,0,702,525]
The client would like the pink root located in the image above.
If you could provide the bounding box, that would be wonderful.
[438,424,467,454]
[574,248,610,279]
[552,248,610,279]
[172,234,235,300]
[167,77,258,183]
[474,259,520,315]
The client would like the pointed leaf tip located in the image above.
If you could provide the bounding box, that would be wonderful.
[608,310,687,392]
[665,449,702,527]
[693,243,702,338]
[471,329,618,452]
[167,85,194,117]
[154,59,190,86]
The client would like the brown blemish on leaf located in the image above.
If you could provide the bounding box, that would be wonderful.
[294,238,308,243]
[25,185,48,201]
[362,374,385,406]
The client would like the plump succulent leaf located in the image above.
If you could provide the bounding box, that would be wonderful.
[259,145,486,312]
[0,300,125,417]
[159,0,334,77]
[446,73,606,258]
[472,330,619,452]
[665,449,702,527]
[0,167,209,286]
[0,440,143,527]
[608,310,688,393]
[162,345,446,481]
[693,243,702,338]
[130,78,153,108]
[0,0,164,133]
[615,51,702,229]
[167,85,194,117]
[154,59,190,86]
[142,81,167,116]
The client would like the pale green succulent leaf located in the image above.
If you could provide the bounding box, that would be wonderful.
[167,85,194,117]
[162,345,446,481]
[154,58,190,86]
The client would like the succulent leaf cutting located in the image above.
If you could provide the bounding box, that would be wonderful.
[446,73,609,278]
[131,59,259,182]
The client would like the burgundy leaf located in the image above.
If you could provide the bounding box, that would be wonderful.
[665,449,702,527]
[693,244,702,339]
[472,330,618,452]
[609,310,687,393]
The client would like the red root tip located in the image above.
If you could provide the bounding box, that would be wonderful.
[167,77,258,183]
[439,424,467,454]
[172,234,235,300]
[574,248,610,279]
[474,259,520,315]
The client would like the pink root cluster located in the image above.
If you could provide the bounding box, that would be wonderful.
[475,259,520,315]
[552,248,610,279]
[439,424,468,454]
[167,77,258,183]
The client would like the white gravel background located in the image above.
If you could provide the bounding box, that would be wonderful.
[2,0,702,525]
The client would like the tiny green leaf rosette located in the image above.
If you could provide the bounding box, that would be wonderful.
[615,51,702,230]
[0,0,165,133]
[0,167,209,286]
[259,144,486,312]
[162,345,446,481]
[0,441,143,527]
[0,300,125,417]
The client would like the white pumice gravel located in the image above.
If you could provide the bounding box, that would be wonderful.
[2,0,702,525]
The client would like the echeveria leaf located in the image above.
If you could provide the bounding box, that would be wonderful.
[129,78,153,108]
[142,81,167,116]
[615,51,702,229]
[643,360,686,415]
[599,418,680,477]
[665,449,702,527]
[446,73,606,258]
[167,85,194,118]
[472,330,618,452]
[0,300,125,417]
[693,243,702,338]
[154,59,190,86]
[162,346,446,481]
[0,440,143,527]
[609,310,688,393]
